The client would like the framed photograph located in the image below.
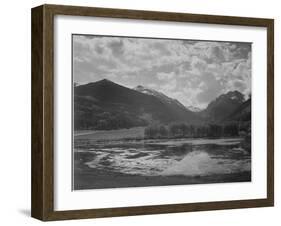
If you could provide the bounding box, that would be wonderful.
[31,4,274,221]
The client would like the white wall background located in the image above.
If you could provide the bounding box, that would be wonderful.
[0,0,279,225]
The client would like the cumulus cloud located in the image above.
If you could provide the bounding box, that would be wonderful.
[157,72,176,80]
[73,35,251,108]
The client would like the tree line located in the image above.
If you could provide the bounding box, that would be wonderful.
[144,122,250,139]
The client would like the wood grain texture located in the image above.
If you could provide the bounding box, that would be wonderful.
[31,5,55,220]
[267,19,274,205]
[31,5,44,220]
[31,4,274,221]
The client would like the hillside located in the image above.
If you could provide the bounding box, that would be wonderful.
[74,79,199,130]
[200,91,246,122]
[224,98,251,122]
[134,85,187,110]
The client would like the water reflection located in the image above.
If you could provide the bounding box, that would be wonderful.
[75,138,251,177]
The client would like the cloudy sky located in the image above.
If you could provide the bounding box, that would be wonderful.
[73,35,251,108]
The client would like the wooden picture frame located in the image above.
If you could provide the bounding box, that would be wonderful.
[31,4,274,221]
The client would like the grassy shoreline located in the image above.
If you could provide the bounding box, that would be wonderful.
[74,127,245,143]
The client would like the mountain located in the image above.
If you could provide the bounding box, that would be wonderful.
[74,79,199,130]
[134,85,186,110]
[200,91,246,122]
[224,98,251,122]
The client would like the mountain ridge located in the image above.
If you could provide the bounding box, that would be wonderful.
[200,90,246,122]
[74,79,250,130]
[134,85,187,110]
[74,79,200,130]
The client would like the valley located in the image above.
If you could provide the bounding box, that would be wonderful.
[73,79,251,189]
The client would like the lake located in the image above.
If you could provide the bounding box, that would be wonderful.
[74,137,251,190]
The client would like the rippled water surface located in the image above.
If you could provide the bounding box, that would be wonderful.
[74,138,251,177]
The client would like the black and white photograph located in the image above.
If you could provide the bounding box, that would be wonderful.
[73,35,252,190]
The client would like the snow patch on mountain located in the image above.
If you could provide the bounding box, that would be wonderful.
[134,85,186,110]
